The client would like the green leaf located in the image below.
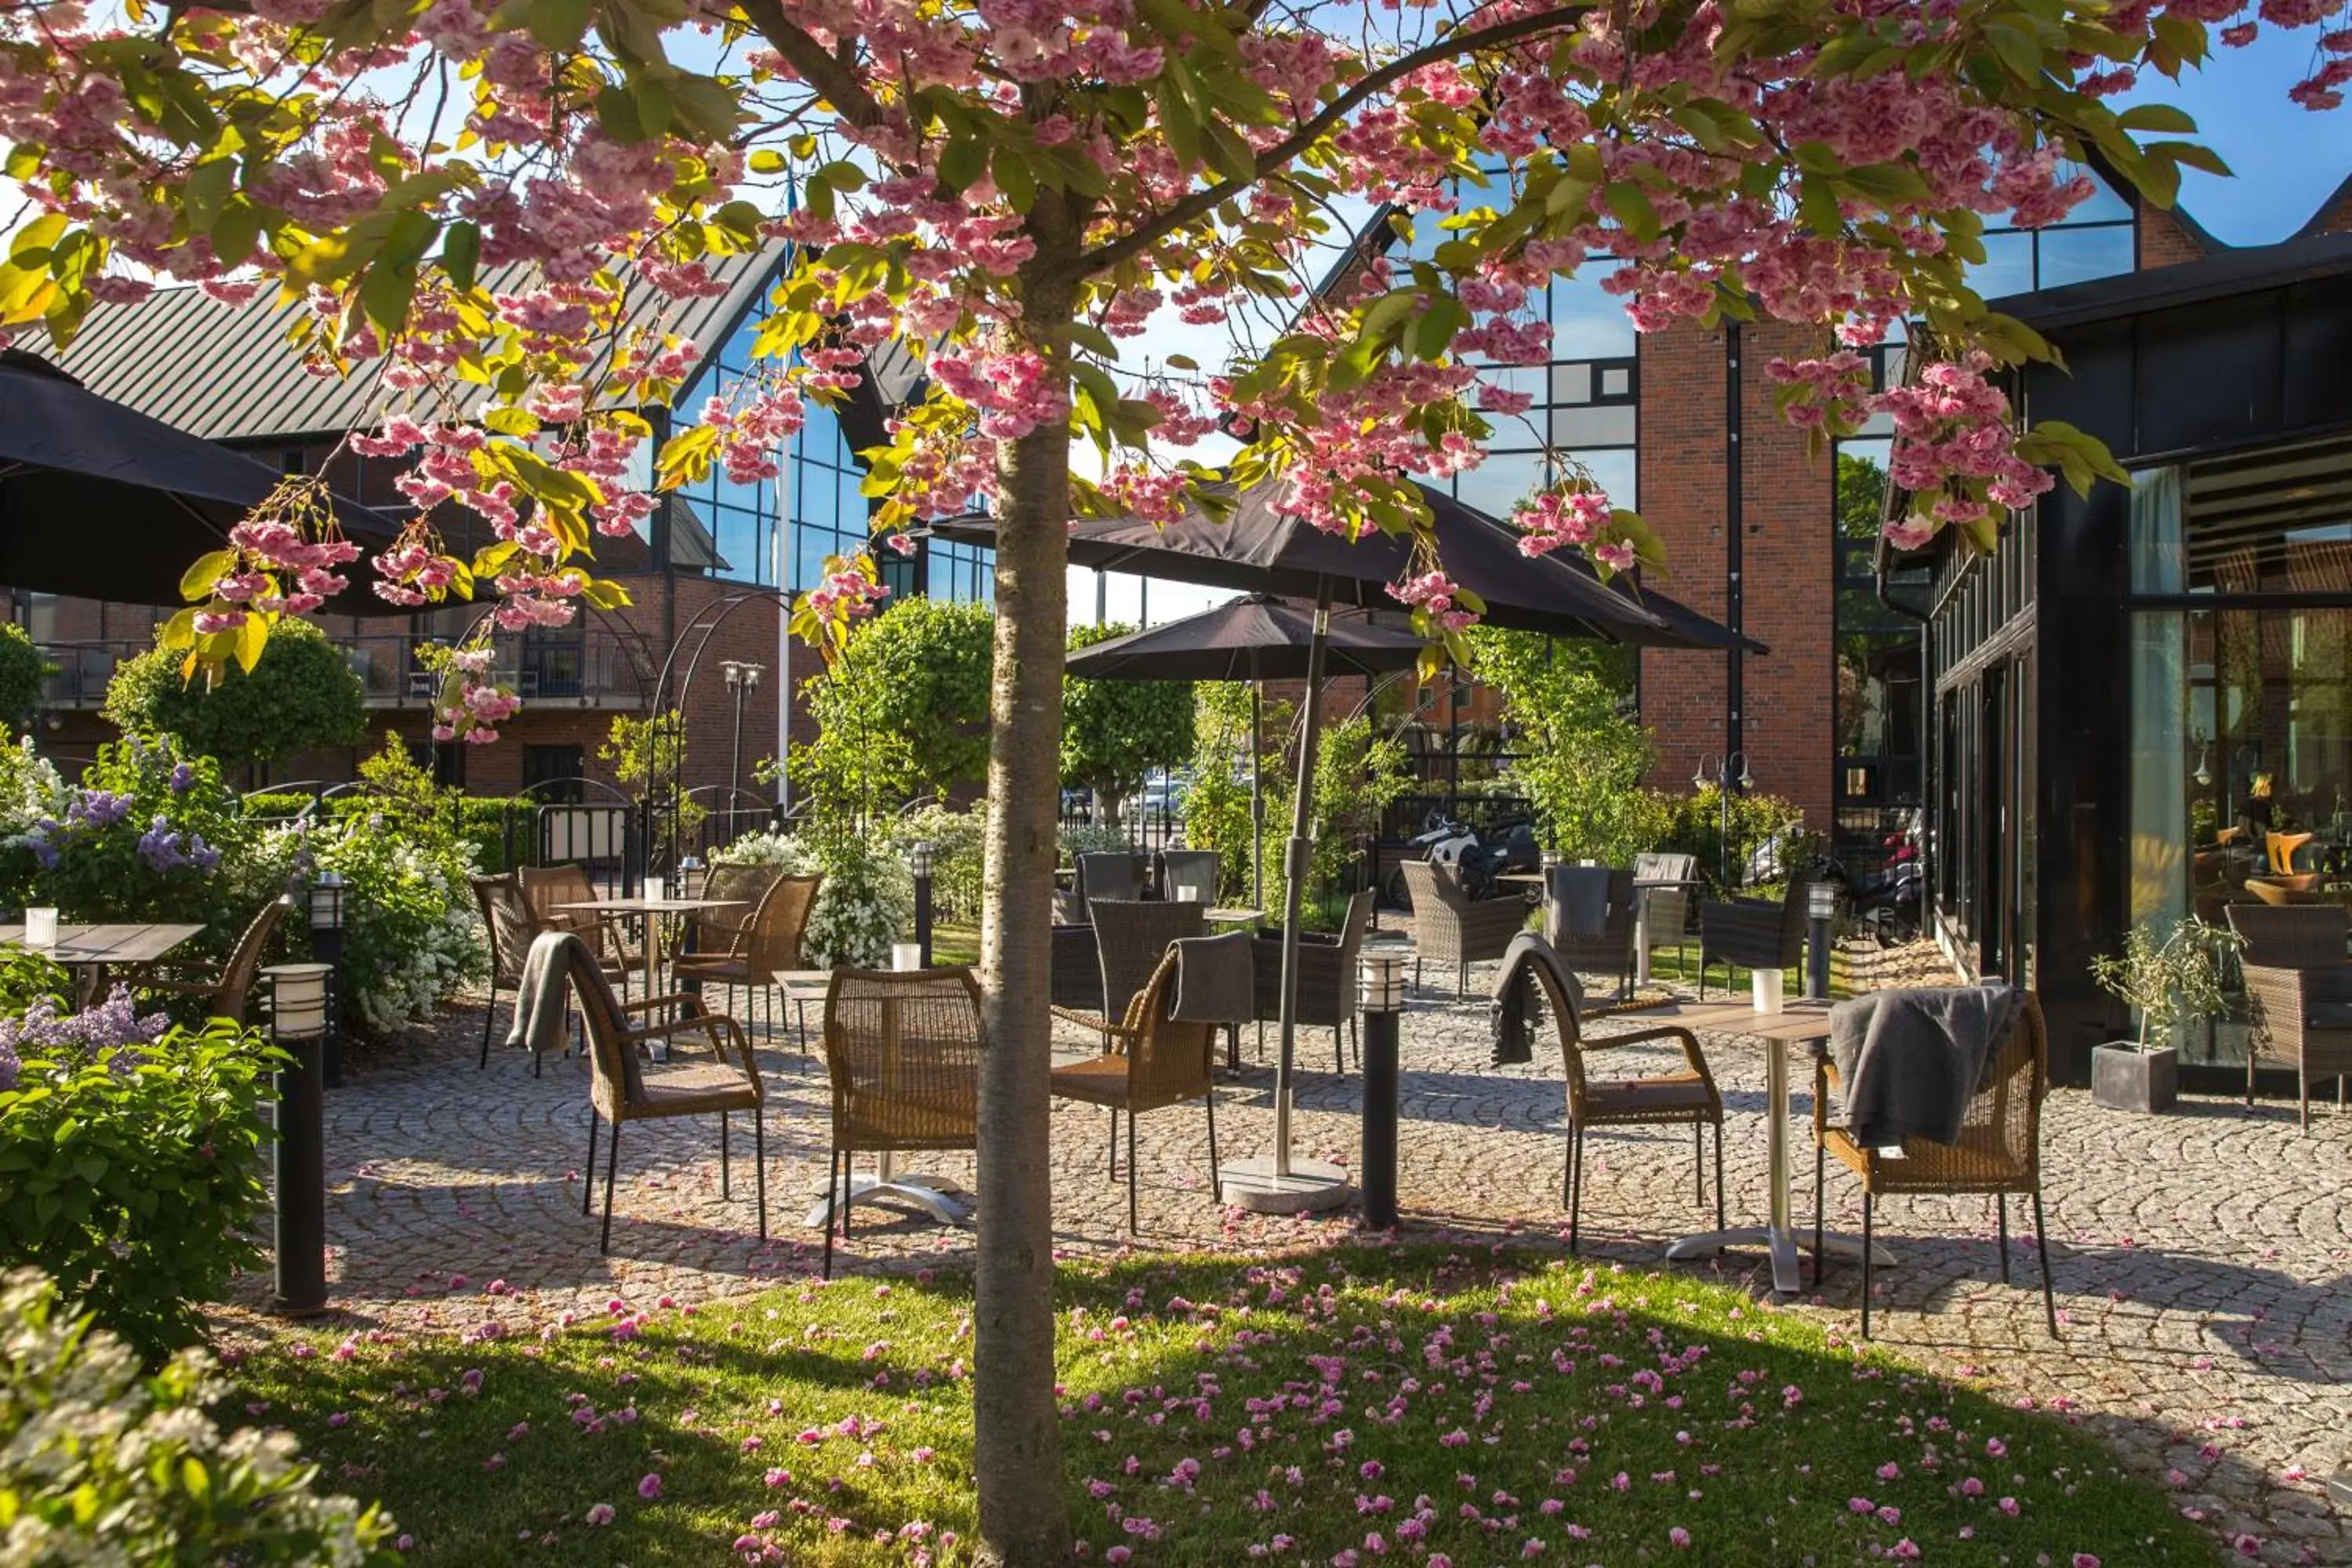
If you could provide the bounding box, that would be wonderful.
[526,0,595,49]
[2117,103,2197,134]
[1204,118,1256,183]
[482,406,540,437]
[1602,181,1661,244]
[938,136,986,192]
[1066,321,1119,360]
[441,220,481,293]
[1411,296,1468,361]
[748,149,787,173]
[179,550,237,604]
[1983,21,2047,82]
[993,146,1036,212]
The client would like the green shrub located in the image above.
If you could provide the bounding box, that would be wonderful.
[101,618,367,774]
[0,1267,394,1563]
[1653,784,1814,896]
[0,1013,278,1360]
[242,790,321,822]
[884,802,985,924]
[1181,682,1261,902]
[0,622,49,731]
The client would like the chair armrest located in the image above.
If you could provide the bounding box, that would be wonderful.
[627,1011,759,1087]
[1584,1023,1715,1085]
[623,992,710,1018]
[133,975,217,998]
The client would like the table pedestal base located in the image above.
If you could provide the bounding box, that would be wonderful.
[1666,1227,1898,1295]
[1218,1155,1353,1214]
[804,1171,973,1229]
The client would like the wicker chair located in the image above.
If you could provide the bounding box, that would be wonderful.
[1051,924,1105,1011]
[1811,993,2054,1338]
[684,862,782,960]
[1695,880,1809,998]
[1090,898,1206,1027]
[1633,851,1699,972]
[134,895,290,1025]
[1158,849,1221,904]
[472,873,561,1071]
[1051,949,1220,1232]
[1517,948,1723,1253]
[1249,887,1376,1071]
[2245,876,2332,906]
[564,938,766,1254]
[816,968,985,1278]
[1078,851,1145,912]
[1541,865,1639,996]
[1399,858,1530,999]
[2226,904,2352,1127]
[672,873,822,1043]
[2267,830,2319,875]
[521,864,641,990]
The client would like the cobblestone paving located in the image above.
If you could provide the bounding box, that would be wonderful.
[221,943,2352,1563]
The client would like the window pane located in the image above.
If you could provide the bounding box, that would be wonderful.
[2036,224,2134,289]
[1454,454,1542,518]
[1548,262,1634,358]
[1549,404,1636,448]
[1970,232,2035,301]
[1561,447,1637,510]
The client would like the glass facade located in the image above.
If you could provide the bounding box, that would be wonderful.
[673,271,993,602]
[2125,434,2352,1065]
[1967,165,2137,298]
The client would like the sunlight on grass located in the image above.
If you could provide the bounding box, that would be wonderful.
[232,1247,2211,1566]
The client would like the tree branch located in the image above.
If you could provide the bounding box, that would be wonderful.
[715,0,886,129]
[1080,4,1589,275]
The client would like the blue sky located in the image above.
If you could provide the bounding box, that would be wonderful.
[2118,31,2352,241]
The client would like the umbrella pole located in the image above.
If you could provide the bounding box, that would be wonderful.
[1224,579,1352,1214]
[1250,653,1265,913]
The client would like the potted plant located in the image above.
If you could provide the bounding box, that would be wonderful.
[2087,916,2241,1113]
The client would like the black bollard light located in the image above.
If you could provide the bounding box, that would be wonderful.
[307,871,345,1088]
[264,961,334,1316]
[1806,880,1838,1001]
[1357,948,1406,1231]
[911,840,936,968]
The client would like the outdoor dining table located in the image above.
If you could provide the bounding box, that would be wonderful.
[0,921,205,1007]
[781,967,977,1230]
[554,895,744,1018]
[1624,999,1896,1295]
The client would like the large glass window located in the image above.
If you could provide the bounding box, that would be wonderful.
[1969,165,2136,298]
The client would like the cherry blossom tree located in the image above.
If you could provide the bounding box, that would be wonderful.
[2,0,2340,1556]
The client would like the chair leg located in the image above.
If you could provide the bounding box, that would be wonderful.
[753,1106,767,1240]
[1996,1193,2011,1283]
[1107,1107,1119,1180]
[1456,960,1467,1001]
[1348,1013,1359,1070]
[720,1111,731,1200]
[1859,1193,1874,1338]
[1692,1121,1704,1203]
[1126,1110,1139,1235]
[599,1120,622,1254]
[583,1109,600,1216]
[1711,1119,1725,1229]
[822,1145,837,1280]
[1812,1138,1825,1279]
[2300,1062,2311,1131]
[1414,957,1423,996]
[480,980,499,1069]
[1204,1091,1221,1203]
[1566,1121,1584,1254]
[2032,1187,2058,1338]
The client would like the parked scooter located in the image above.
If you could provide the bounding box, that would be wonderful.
[1825,814,1924,946]
[1391,810,1540,903]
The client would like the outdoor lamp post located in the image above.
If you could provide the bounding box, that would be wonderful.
[307,871,345,1088]
[1357,949,1406,1231]
[910,840,936,968]
[1692,752,1753,887]
[720,659,765,819]
[1806,880,1838,1000]
[263,961,335,1316]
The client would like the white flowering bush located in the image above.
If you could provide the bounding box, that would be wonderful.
[0,733,61,840]
[1059,822,1133,859]
[0,1267,394,1564]
[255,815,485,1036]
[714,827,913,968]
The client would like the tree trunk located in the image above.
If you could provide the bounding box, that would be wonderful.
[972,221,1077,1568]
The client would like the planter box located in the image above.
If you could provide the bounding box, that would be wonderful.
[2092,1043,2179,1114]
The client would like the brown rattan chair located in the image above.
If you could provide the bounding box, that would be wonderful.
[520,864,641,990]
[1090,898,1206,1026]
[1811,993,2054,1338]
[816,967,985,1278]
[1542,865,1639,996]
[1399,858,1530,999]
[672,872,822,1044]
[2226,904,2352,1127]
[1521,951,1725,1252]
[1249,887,1376,1071]
[1633,851,1699,973]
[1051,924,1105,1011]
[472,872,554,1070]
[1051,949,1221,1232]
[1696,880,1809,998]
[134,895,290,1025]
[684,862,781,957]
[564,938,766,1254]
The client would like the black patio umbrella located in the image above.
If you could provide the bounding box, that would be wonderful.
[0,349,411,614]
[1066,592,1429,908]
[937,481,1761,1211]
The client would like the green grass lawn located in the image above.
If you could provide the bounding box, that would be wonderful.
[234,1247,2212,1566]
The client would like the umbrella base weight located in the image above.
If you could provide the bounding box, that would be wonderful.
[1218,1155,1353,1214]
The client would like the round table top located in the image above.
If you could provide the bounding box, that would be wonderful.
[554,896,746,913]
[1203,906,1264,923]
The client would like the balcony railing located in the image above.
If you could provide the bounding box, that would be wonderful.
[36,634,651,712]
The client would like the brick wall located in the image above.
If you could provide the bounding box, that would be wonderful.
[1633,324,1733,806]
[2138,205,2210,270]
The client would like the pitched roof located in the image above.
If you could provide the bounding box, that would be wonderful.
[1993,227,2352,332]
[47,242,786,443]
